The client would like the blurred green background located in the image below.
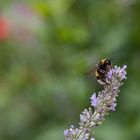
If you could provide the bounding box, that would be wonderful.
[0,0,140,140]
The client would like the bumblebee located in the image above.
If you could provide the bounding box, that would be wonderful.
[95,59,112,84]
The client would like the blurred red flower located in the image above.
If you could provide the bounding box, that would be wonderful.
[0,16,10,40]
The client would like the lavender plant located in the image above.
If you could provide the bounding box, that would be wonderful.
[64,65,127,140]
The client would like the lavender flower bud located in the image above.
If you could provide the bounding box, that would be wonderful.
[90,93,97,108]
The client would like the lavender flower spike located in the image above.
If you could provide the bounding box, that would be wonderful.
[64,65,127,140]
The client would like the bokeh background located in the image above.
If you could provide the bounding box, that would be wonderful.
[0,0,140,140]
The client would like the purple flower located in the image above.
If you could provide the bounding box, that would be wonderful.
[118,65,127,80]
[109,102,117,111]
[107,65,127,81]
[64,125,80,140]
[64,129,69,136]
[107,69,113,79]
[113,65,127,80]
[80,109,92,123]
[90,93,97,107]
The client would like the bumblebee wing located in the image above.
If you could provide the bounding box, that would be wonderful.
[84,67,96,76]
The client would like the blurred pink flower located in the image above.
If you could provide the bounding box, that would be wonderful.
[0,16,10,40]
[2,3,45,45]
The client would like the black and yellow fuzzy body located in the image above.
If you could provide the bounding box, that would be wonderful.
[95,58,112,84]
[98,59,112,71]
[95,68,107,84]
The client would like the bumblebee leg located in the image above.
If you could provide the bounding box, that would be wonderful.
[97,75,107,85]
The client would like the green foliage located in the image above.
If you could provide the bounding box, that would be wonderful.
[0,0,140,140]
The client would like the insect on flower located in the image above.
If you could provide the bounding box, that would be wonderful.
[95,58,112,84]
[86,58,112,85]
[64,61,127,140]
